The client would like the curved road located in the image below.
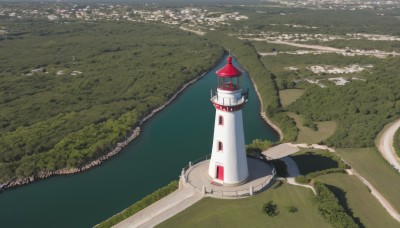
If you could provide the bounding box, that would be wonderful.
[378,119,400,172]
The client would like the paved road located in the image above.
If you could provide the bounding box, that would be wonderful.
[114,182,202,228]
[262,143,299,160]
[377,119,400,172]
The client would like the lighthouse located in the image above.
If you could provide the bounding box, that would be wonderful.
[208,56,249,186]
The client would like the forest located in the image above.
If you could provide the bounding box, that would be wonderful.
[287,56,400,147]
[231,7,400,36]
[0,20,224,182]
[232,5,400,148]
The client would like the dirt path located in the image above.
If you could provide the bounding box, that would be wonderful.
[377,118,400,172]
[269,40,344,52]
[254,39,400,57]
[346,169,400,222]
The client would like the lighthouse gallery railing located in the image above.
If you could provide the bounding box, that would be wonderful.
[181,154,276,198]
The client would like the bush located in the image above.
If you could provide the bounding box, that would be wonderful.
[307,168,347,179]
[303,116,318,131]
[288,205,298,213]
[262,200,279,217]
[295,175,310,184]
[313,181,358,228]
[246,139,273,156]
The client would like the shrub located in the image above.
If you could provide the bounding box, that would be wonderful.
[307,168,346,179]
[313,181,358,228]
[262,200,279,217]
[288,205,298,213]
[246,139,273,156]
[295,175,310,184]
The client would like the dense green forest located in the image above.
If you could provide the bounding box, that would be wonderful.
[261,52,377,90]
[285,55,400,147]
[233,5,400,148]
[260,46,400,148]
[0,20,224,182]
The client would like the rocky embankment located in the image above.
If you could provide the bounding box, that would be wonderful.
[247,74,283,141]
[0,71,208,192]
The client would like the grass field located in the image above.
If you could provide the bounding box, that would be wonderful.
[291,149,339,175]
[316,173,399,228]
[279,89,304,108]
[287,112,336,144]
[337,148,400,213]
[158,183,329,228]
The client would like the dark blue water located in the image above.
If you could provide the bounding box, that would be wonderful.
[0,56,279,227]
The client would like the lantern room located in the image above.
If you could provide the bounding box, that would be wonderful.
[216,56,242,91]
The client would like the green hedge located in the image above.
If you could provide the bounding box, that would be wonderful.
[295,168,347,184]
[313,181,358,228]
[95,180,179,228]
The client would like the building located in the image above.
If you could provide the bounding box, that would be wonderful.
[208,56,249,186]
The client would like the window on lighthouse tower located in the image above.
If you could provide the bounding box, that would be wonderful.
[218,141,223,151]
[218,115,224,125]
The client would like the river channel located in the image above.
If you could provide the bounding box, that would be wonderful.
[0,56,279,227]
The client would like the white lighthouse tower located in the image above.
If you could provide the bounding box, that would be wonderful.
[208,56,249,186]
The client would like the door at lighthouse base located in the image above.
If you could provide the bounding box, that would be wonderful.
[216,165,224,181]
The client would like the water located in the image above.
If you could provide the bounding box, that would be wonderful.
[0,56,279,227]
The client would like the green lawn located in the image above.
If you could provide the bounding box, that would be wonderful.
[279,89,304,108]
[337,148,400,213]
[316,173,399,228]
[287,112,336,144]
[158,183,329,228]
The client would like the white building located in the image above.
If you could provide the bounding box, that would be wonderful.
[208,56,249,186]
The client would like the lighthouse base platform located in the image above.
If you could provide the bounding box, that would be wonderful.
[183,158,275,199]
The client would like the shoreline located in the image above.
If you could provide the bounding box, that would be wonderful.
[0,69,211,192]
[0,54,283,192]
[246,74,284,141]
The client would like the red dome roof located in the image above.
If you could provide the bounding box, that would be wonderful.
[216,56,242,78]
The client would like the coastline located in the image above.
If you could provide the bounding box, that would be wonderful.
[246,74,284,141]
[0,54,283,192]
[0,70,210,192]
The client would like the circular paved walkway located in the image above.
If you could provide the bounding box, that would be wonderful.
[184,158,274,198]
